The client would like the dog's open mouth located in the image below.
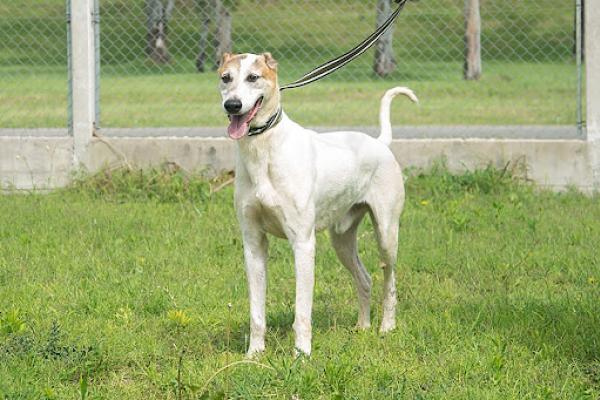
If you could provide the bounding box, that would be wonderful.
[227,97,263,140]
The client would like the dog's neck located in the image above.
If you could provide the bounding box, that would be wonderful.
[251,87,281,129]
[236,97,289,188]
[248,107,282,137]
[238,109,288,152]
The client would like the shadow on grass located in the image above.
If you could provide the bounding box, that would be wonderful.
[453,297,600,364]
[206,305,359,354]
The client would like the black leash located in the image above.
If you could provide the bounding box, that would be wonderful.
[279,0,409,92]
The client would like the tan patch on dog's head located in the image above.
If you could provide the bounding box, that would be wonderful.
[253,52,278,85]
[218,53,248,75]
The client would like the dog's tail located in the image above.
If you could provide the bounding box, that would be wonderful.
[378,87,418,146]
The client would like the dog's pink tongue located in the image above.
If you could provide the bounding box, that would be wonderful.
[228,115,249,140]
[227,100,262,140]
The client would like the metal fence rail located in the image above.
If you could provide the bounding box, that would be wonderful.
[0,0,581,136]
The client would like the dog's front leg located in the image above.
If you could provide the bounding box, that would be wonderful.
[292,230,316,356]
[242,227,268,357]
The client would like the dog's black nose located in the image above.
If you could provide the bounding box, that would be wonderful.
[224,99,242,114]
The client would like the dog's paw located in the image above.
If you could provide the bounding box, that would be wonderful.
[294,347,311,359]
[294,337,312,357]
[379,319,396,334]
[246,346,265,359]
[353,321,371,331]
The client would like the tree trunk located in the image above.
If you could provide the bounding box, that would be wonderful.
[214,0,232,70]
[373,0,396,77]
[145,0,175,64]
[463,0,481,80]
[196,0,214,72]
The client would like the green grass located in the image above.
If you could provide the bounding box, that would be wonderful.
[1,166,599,399]
[0,61,577,129]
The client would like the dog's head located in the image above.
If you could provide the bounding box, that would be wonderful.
[218,52,279,140]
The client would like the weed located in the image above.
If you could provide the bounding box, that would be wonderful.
[0,333,35,358]
[69,163,211,204]
[79,374,88,400]
[0,309,27,336]
[167,310,192,329]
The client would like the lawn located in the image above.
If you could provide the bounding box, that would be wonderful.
[0,61,578,129]
[0,166,599,399]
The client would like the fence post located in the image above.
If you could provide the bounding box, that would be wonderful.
[463,0,481,80]
[585,0,600,188]
[70,0,97,166]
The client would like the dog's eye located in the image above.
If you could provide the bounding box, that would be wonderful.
[246,73,260,83]
[221,73,232,84]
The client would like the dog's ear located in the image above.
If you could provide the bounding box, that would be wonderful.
[262,52,278,71]
[218,52,233,71]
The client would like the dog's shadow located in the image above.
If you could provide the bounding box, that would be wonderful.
[207,307,356,354]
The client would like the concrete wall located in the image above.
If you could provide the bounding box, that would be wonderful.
[0,137,73,190]
[1,134,595,192]
[85,137,236,175]
[390,139,593,189]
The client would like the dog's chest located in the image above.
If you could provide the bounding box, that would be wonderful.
[257,204,287,238]
[237,152,294,238]
[237,179,288,239]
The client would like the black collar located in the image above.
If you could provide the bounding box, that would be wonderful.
[248,107,283,136]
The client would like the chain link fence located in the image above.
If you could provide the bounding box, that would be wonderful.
[0,0,580,135]
[0,0,69,131]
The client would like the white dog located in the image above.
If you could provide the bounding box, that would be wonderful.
[218,52,418,356]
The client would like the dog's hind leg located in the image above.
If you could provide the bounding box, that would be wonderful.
[329,205,372,329]
[368,183,404,333]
